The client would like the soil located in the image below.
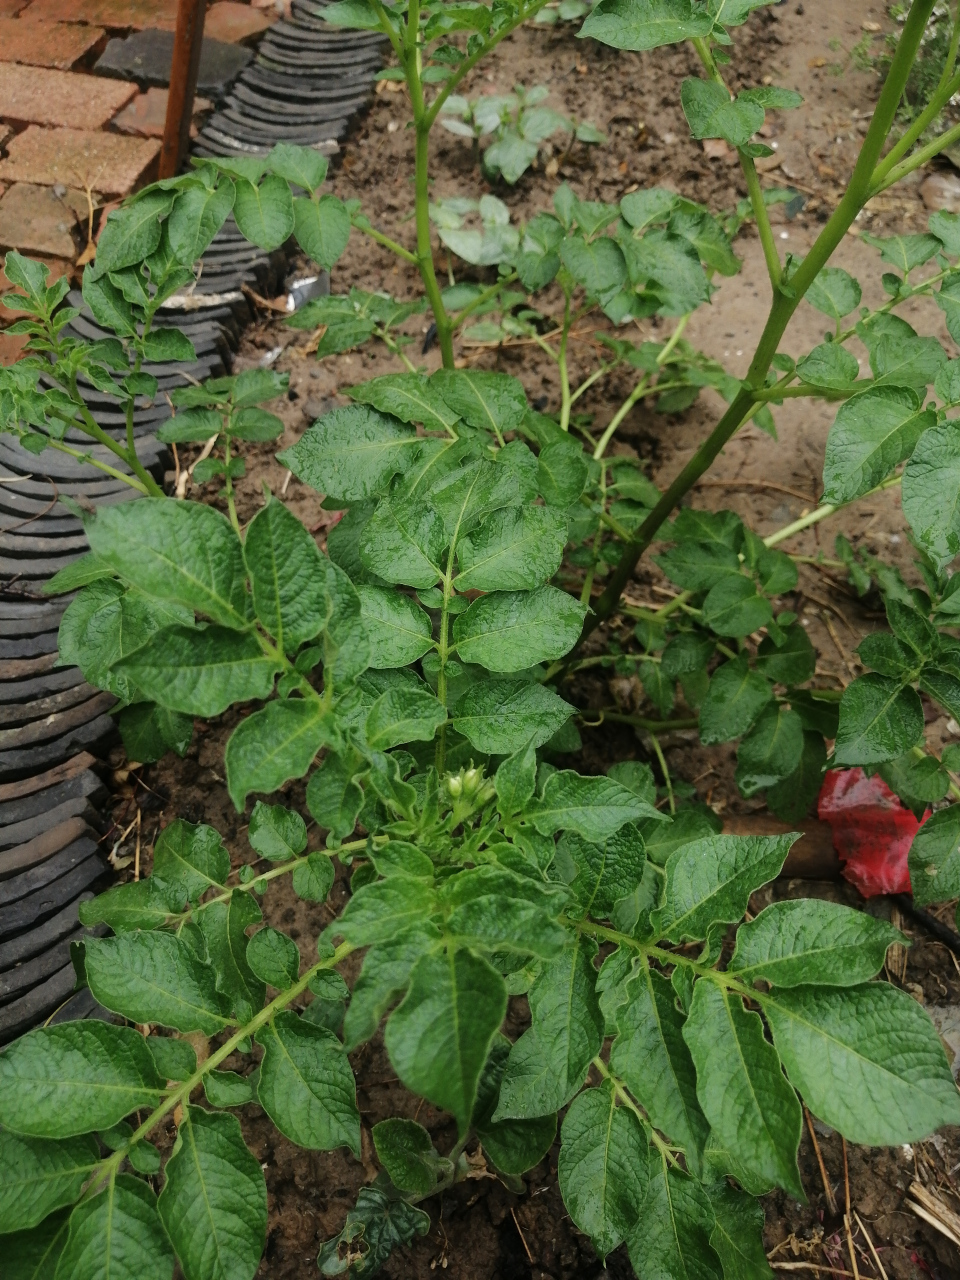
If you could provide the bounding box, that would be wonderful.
[106,1,960,1276]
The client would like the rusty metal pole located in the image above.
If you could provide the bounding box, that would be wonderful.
[158,0,206,179]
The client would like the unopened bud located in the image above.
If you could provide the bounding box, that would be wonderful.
[463,767,481,793]
[447,774,463,797]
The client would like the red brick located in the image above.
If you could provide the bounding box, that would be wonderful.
[25,0,179,28]
[111,86,211,139]
[0,0,30,15]
[0,18,106,69]
[0,63,136,128]
[0,127,160,197]
[204,1,272,44]
[0,182,87,258]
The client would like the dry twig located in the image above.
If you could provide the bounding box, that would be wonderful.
[852,1212,888,1280]
[805,1108,839,1216]
[907,1179,960,1249]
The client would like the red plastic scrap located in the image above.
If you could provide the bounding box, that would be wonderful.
[817,768,926,898]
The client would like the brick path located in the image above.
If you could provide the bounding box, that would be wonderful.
[0,0,276,364]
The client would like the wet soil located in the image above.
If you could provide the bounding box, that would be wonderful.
[113,1,960,1276]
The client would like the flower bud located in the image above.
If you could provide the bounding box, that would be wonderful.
[447,774,463,797]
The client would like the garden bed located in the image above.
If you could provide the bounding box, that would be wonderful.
[93,1,960,1275]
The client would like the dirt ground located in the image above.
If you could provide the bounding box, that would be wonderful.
[110,1,960,1276]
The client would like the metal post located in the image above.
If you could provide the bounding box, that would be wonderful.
[158,0,206,179]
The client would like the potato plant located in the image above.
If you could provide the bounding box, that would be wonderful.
[4,0,960,1278]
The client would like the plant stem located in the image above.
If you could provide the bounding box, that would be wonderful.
[591,1055,683,1166]
[578,0,936,645]
[871,118,960,195]
[355,219,419,266]
[41,434,150,492]
[593,377,647,459]
[450,272,519,328]
[558,291,573,432]
[601,711,699,733]
[762,473,902,549]
[85,941,355,1194]
[222,433,241,535]
[741,151,782,287]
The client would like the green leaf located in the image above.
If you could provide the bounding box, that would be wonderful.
[294,194,350,269]
[119,703,193,763]
[246,926,300,989]
[278,405,419,503]
[919,666,960,721]
[317,1187,430,1277]
[203,1070,257,1108]
[453,586,586,670]
[730,898,903,986]
[562,823,646,917]
[335,877,437,948]
[158,1107,267,1280]
[85,932,232,1034]
[823,386,934,505]
[225,699,340,809]
[248,800,307,861]
[558,1081,648,1260]
[439,865,570,957]
[537,441,589,508]
[525,768,661,841]
[267,141,329,192]
[735,704,804,797]
[902,420,960,570]
[153,819,229,903]
[293,851,336,902]
[796,342,860,389]
[0,1023,163,1139]
[359,496,445,589]
[805,266,862,319]
[365,685,446,750]
[754,624,816,685]
[430,369,527,440]
[706,1181,774,1280]
[494,937,603,1118]
[158,408,223,444]
[372,1119,437,1196]
[323,559,371,687]
[169,179,236,265]
[655,541,741,591]
[306,752,364,840]
[91,193,174,278]
[346,373,461,434]
[908,805,960,905]
[357,585,434,667]
[558,234,626,298]
[427,459,520,542]
[256,1011,360,1155]
[872,333,948,391]
[141,328,195,363]
[834,673,924,765]
[453,677,574,754]
[243,498,331,651]
[146,1037,196,1083]
[84,498,248,629]
[470,1035,557,1174]
[684,981,803,1196]
[680,78,764,147]
[341,923,442,1051]
[7,1209,70,1279]
[863,230,942,274]
[610,966,709,1174]
[765,984,960,1143]
[79,877,179,934]
[56,1175,173,1280]
[0,1132,99,1233]
[580,0,712,51]
[495,739,538,817]
[385,948,507,1134]
[454,505,568,591]
[115,625,280,717]
[766,730,827,824]
[626,1149,721,1280]
[655,833,796,942]
[233,174,295,251]
[198,890,265,1023]
[699,656,772,744]
[701,575,773,637]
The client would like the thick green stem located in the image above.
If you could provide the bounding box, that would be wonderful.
[740,151,782,287]
[762,473,902,549]
[578,0,936,644]
[222,432,241,535]
[558,292,573,432]
[355,219,419,266]
[871,118,960,195]
[42,435,150,491]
